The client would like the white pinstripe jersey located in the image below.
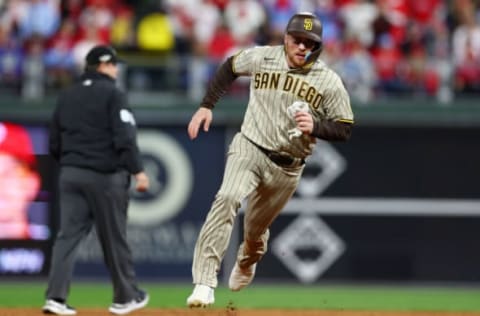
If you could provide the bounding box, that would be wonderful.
[232,45,354,158]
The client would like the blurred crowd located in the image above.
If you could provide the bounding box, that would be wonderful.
[1,0,480,104]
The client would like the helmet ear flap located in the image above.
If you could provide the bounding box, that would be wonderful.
[305,42,323,63]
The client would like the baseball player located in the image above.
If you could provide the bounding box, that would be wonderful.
[186,12,354,307]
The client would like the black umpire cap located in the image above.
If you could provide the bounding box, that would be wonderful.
[85,45,122,66]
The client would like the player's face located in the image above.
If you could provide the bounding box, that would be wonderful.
[284,34,317,68]
[0,154,40,222]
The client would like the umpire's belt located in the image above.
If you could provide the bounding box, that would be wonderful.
[249,140,305,168]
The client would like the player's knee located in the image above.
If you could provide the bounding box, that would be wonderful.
[215,192,242,211]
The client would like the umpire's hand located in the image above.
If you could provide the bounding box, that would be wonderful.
[134,171,150,192]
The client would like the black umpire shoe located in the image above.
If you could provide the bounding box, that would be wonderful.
[108,290,149,315]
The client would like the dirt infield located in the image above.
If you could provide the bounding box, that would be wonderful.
[3,309,480,316]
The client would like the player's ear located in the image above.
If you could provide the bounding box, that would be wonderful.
[25,169,41,201]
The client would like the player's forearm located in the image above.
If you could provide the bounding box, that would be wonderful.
[311,120,352,141]
[200,56,238,109]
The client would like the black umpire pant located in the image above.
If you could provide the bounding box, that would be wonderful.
[46,166,141,304]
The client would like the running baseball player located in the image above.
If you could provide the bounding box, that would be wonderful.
[186,12,354,307]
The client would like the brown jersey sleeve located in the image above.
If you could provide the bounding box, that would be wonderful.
[200,56,238,109]
[311,120,352,141]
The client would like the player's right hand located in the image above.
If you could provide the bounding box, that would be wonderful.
[188,107,212,140]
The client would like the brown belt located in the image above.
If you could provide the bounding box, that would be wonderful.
[247,138,305,168]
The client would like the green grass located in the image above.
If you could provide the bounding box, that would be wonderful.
[2,282,480,312]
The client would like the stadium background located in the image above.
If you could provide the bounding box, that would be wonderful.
[1,0,480,314]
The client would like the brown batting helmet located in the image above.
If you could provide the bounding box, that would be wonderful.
[286,12,322,44]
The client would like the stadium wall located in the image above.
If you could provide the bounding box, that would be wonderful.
[1,99,479,285]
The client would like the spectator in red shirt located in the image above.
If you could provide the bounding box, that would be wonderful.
[44,18,78,87]
[371,33,410,94]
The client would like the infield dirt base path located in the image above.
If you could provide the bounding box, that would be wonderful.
[3,309,480,316]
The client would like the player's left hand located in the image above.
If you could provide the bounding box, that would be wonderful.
[294,111,314,134]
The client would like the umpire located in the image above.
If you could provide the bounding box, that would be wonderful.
[43,45,150,315]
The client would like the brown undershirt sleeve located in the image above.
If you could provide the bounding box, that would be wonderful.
[312,120,352,141]
[200,56,238,109]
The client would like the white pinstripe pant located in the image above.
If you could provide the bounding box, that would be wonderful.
[192,132,304,287]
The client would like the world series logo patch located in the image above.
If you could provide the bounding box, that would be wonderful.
[304,18,313,30]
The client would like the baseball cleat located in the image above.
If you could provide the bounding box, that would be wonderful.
[228,262,257,291]
[108,290,149,315]
[42,299,77,315]
[186,284,215,308]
